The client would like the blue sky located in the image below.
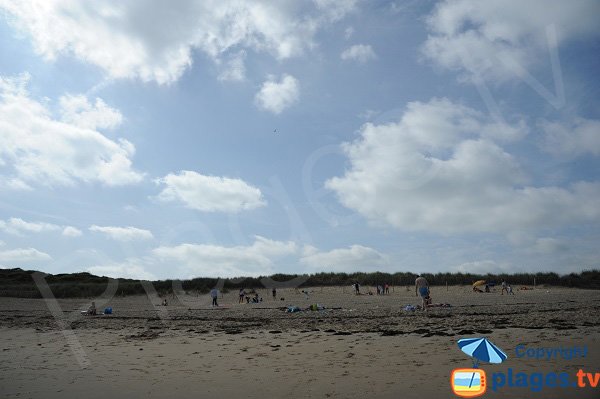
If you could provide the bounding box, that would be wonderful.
[0,0,599,279]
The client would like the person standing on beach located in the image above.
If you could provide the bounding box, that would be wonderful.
[210,288,219,307]
[501,280,508,295]
[272,287,277,300]
[415,276,429,311]
[354,282,360,295]
[239,288,245,304]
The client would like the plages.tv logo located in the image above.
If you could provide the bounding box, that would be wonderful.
[451,337,508,398]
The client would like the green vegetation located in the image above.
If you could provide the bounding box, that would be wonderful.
[0,268,599,298]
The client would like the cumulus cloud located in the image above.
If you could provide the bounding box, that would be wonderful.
[88,258,157,281]
[156,170,266,213]
[313,0,358,22]
[89,225,154,241]
[300,244,388,272]
[152,236,297,278]
[254,74,299,114]
[453,260,511,274]
[0,217,80,238]
[0,1,356,84]
[326,98,600,234]
[539,117,600,158]
[0,74,144,188]
[217,50,246,82]
[59,94,123,130]
[531,237,569,254]
[422,0,600,81]
[0,247,52,262]
[62,226,83,237]
[340,44,376,63]
[0,217,59,235]
[507,231,569,254]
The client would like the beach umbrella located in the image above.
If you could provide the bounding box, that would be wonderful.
[472,280,486,287]
[458,337,507,367]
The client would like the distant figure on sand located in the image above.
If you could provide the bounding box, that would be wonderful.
[210,288,219,307]
[501,280,508,295]
[162,298,168,306]
[507,285,514,295]
[87,301,97,315]
[415,276,430,311]
[354,282,360,295]
[384,283,390,294]
[272,287,277,300]
[239,288,246,304]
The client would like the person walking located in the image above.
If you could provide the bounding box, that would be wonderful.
[415,276,430,311]
[210,288,219,307]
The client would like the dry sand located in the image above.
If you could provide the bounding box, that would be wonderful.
[1,285,599,398]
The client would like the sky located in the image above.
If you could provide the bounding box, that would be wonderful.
[0,0,599,280]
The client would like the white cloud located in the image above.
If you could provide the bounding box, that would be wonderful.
[313,0,358,22]
[531,237,569,254]
[326,98,600,234]
[59,94,122,130]
[422,0,600,82]
[0,178,32,191]
[344,26,354,39]
[156,170,266,213]
[0,217,82,238]
[89,225,154,241]
[254,74,299,114]
[152,236,297,278]
[453,260,510,275]
[0,74,144,188]
[217,50,246,82]
[300,244,388,272]
[0,217,59,235]
[0,247,52,262]
[0,1,356,84]
[507,231,569,254]
[340,44,376,63]
[62,226,82,237]
[539,117,600,158]
[88,258,157,281]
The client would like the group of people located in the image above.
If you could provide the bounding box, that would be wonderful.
[473,280,514,295]
[353,282,390,295]
[501,280,514,295]
[376,283,390,295]
[237,288,263,304]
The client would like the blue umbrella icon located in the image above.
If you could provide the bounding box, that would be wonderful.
[458,337,507,389]
[458,337,507,368]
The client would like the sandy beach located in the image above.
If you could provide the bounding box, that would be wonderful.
[1,286,599,398]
